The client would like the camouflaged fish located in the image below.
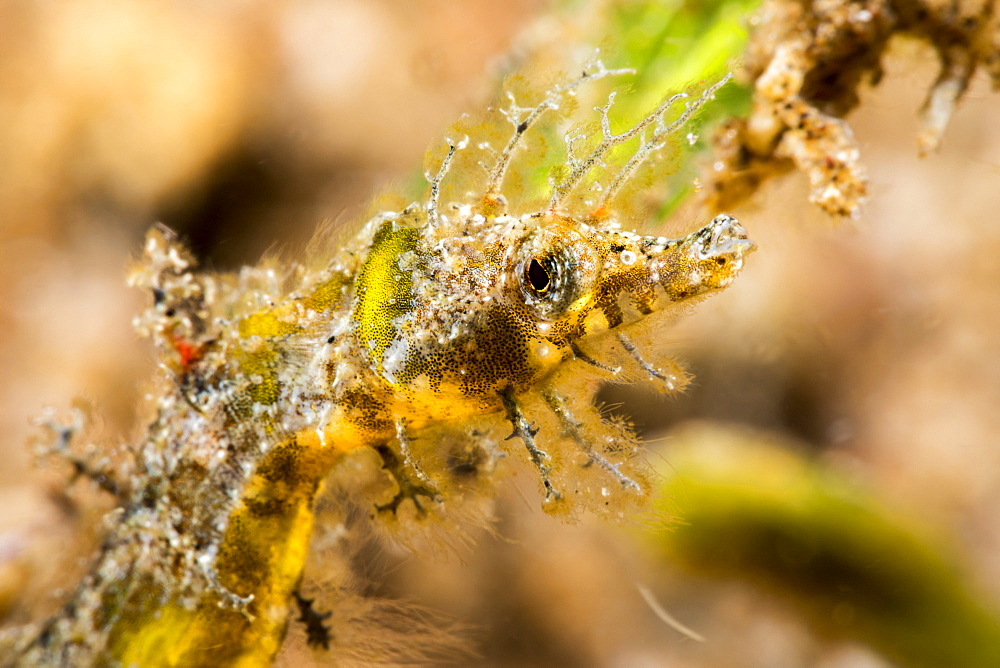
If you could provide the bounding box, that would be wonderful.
[11,64,754,666]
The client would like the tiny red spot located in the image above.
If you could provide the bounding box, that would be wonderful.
[170,334,204,371]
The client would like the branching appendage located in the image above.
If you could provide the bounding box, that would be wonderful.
[293,590,333,651]
[548,74,733,212]
[375,439,442,517]
[616,332,682,393]
[596,74,733,211]
[427,137,466,225]
[395,418,435,489]
[483,59,634,204]
[569,339,622,376]
[499,386,560,502]
[32,407,128,499]
[541,387,640,491]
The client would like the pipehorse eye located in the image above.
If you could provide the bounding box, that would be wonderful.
[525,258,551,293]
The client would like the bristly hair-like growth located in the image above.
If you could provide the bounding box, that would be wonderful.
[7,58,753,666]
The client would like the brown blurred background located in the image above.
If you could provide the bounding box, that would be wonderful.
[1,1,999,666]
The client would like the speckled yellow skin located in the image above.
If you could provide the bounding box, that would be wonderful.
[337,209,752,437]
[13,67,752,666]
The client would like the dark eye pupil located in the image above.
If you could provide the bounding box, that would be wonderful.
[526,258,550,292]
